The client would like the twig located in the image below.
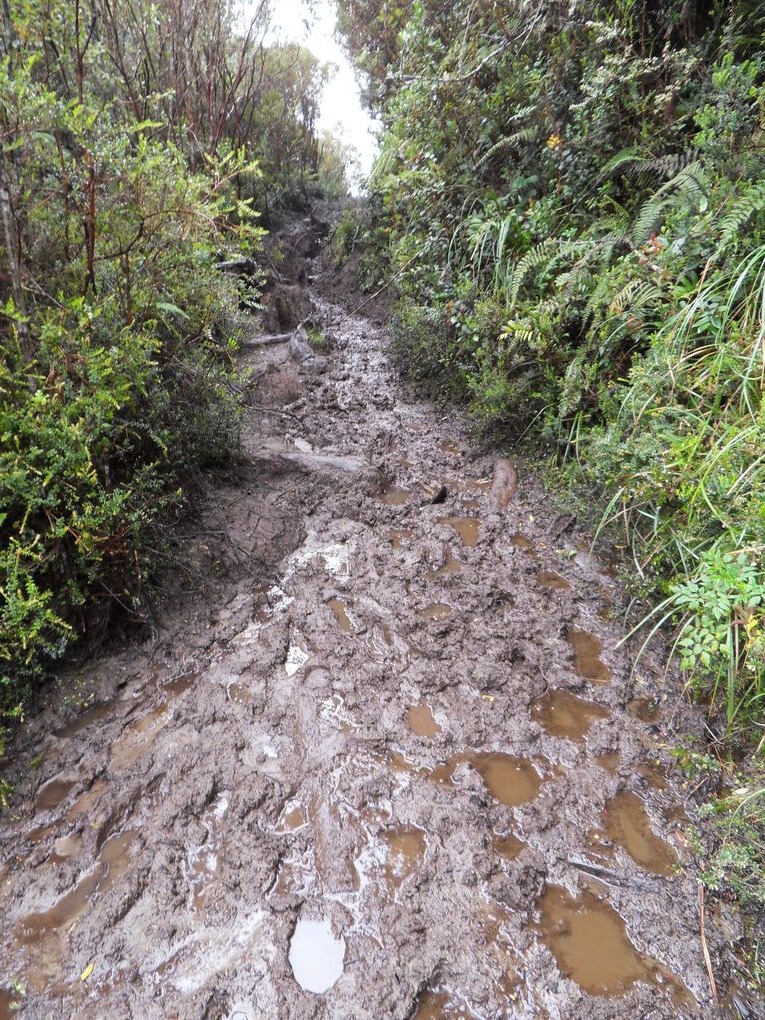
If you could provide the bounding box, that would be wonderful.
[698,882,720,1009]
[333,244,429,325]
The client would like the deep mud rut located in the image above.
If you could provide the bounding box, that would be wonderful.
[0,223,748,1019]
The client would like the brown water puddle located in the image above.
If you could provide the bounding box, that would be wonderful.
[596,752,620,774]
[407,703,441,737]
[382,486,411,506]
[109,705,170,770]
[638,759,667,790]
[390,528,413,549]
[431,753,542,807]
[419,603,453,621]
[628,697,660,722]
[226,680,252,704]
[465,477,492,492]
[438,516,480,547]
[327,597,354,633]
[17,830,137,944]
[511,533,536,554]
[567,628,611,683]
[532,690,609,742]
[425,548,461,581]
[493,831,525,860]
[604,791,678,876]
[54,699,117,739]
[537,570,570,591]
[384,828,426,887]
[414,990,475,1019]
[35,779,77,813]
[158,671,197,698]
[0,986,22,1018]
[66,779,109,821]
[538,885,654,995]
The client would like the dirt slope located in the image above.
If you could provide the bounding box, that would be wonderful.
[0,221,744,1019]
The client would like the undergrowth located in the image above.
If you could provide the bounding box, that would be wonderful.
[338,0,765,989]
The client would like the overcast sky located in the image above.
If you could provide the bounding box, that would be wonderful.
[243,0,379,184]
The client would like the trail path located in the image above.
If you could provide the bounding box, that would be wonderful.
[0,221,736,1018]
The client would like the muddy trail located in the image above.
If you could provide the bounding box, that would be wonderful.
[0,218,748,1019]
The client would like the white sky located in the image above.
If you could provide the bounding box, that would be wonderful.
[241,0,378,185]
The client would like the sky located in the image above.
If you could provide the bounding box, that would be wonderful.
[241,0,379,186]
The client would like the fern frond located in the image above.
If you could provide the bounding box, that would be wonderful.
[716,181,765,254]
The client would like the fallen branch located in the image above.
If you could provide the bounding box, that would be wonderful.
[698,882,720,1009]
[239,331,293,349]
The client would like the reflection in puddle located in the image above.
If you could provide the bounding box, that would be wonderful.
[384,829,425,887]
[275,799,308,833]
[327,598,355,633]
[537,571,570,591]
[187,794,228,910]
[17,830,137,943]
[54,699,117,739]
[604,792,678,876]
[431,753,542,807]
[568,628,611,683]
[382,486,411,506]
[390,528,413,550]
[425,548,461,581]
[320,693,357,734]
[289,918,345,994]
[532,690,609,742]
[285,643,309,676]
[419,603,453,621]
[406,703,441,737]
[538,885,653,995]
[35,779,76,813]
[438,516,480,547]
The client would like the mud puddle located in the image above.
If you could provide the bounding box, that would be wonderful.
[0,220,730,1018]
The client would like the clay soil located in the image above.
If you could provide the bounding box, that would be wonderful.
[0,219,751,1019]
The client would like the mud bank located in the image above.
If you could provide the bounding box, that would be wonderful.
[0,224,747,1018]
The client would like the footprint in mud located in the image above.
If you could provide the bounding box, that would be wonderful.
[532,690,609,742]
[537,884,655,995]
[406,703,441,737]
[567,627,611,683]
[430,753,543,807]
[602,791,678,876]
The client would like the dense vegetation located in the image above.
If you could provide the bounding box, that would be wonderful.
[337,0,765,981]
[0,0,344,750]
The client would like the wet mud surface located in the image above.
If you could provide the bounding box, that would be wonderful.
[0,224,741,1017]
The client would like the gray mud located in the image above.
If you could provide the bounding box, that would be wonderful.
[0,222,740,1018]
